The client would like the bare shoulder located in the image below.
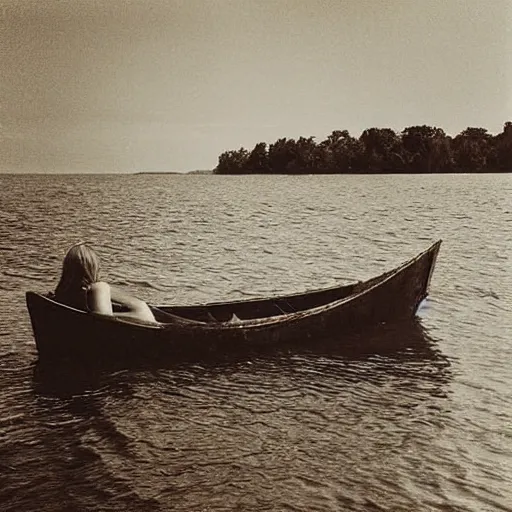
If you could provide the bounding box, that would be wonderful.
[89,281,111,293]
[87,281,113,315]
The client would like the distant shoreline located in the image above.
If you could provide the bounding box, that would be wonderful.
[214,123,512,175]
[134,170,213,175]
[135,170,510,175]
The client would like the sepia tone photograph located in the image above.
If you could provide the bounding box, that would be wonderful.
[1,1,511,511]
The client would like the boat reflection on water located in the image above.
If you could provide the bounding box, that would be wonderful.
[292,318,443,357]
[32,319,450,400]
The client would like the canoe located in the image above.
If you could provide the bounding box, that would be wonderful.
[26,240,441,360]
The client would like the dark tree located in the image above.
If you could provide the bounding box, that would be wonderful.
[268,138,297,173]
[453,127,493,172]
[359,128,401,173]
[215,148,249,174]
[319,130,363,173]
[495,122,512,171]
[245,142,270,174]
[401,125,450,173]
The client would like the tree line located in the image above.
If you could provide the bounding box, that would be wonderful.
[214,123,512,174]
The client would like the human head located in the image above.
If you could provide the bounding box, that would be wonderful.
[56,242,100,294]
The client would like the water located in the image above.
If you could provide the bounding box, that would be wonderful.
[0,173,511,511]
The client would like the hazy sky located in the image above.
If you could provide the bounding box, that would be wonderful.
[1,0,511,172]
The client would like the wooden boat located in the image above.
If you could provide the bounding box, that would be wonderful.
[26,241,441,360]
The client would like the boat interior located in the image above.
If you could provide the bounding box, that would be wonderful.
[151,275,383,324]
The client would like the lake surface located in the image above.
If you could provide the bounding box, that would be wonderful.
[0,173,511,512]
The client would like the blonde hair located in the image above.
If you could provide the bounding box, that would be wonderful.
[55,243,100,298]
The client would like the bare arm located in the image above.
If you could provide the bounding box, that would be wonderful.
[88,282,156,323]
[109,285,157,323]
[109,285,147,310]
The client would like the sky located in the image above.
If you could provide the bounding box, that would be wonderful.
[1,0,511,173]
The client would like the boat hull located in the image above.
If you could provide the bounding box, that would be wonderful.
[26,241,441,360]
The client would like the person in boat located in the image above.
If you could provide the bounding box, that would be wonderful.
[54,242,156,323]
